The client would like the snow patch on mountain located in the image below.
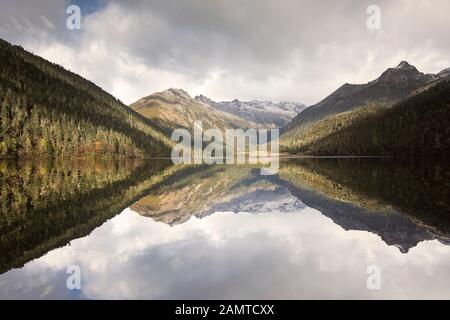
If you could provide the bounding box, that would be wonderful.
[195,95,306,128]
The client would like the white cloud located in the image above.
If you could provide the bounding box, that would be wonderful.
[1,0,450,105]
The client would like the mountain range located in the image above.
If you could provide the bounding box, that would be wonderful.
[1,36,450,160]
[129,88,305,138]
[129,88,260,135]
[0,37,304,160]
[195,95,306,128]
[1,37,450,271]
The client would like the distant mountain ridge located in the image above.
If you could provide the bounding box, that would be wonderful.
[130,88,260,135]
[195,95,306,128]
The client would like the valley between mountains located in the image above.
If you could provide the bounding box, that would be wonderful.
[1,37,449,160]
[1,37,450,281]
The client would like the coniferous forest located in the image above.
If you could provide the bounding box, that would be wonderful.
[0,39,173,159]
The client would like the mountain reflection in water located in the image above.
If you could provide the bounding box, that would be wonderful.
[0,158,449,299]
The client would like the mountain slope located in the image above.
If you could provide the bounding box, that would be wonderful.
[130,88,258,135]
[282,79,450,156]
[196,95,306,128]
[0,38,172,159]
[281,61,450,155]
[284,61,435,133]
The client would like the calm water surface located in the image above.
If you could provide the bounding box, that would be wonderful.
[0,158,449,299]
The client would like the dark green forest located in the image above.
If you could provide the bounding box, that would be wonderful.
[0,38,173,159]
[281,80,450,156]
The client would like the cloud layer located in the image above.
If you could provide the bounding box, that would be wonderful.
[1,0,450,105]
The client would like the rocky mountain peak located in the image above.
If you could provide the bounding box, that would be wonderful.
[136,88,194,108]
[375,61,426,84]
[396,61,415,70]
[194,94,216,106]
[387,61,420,74]
[165,88,191,99]
[438,67,450,78]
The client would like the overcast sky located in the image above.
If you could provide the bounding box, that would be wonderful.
[1,0,449,105]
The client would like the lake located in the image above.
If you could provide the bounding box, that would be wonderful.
[0,158,449,299]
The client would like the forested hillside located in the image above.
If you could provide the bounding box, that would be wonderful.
[0,38,173,159]
[281,80,450,156]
